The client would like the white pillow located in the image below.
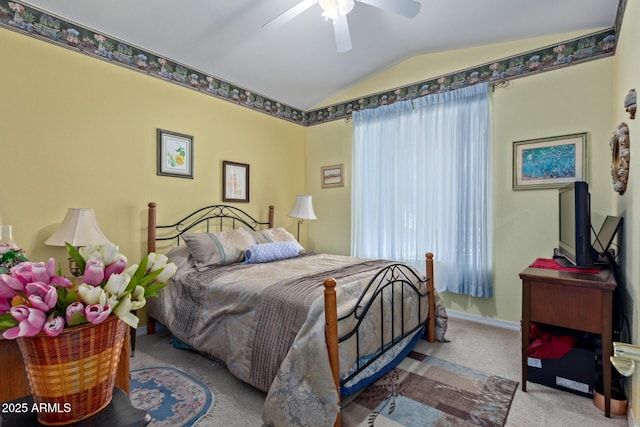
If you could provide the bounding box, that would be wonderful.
[250,227,304,252]
[182,228,255,271]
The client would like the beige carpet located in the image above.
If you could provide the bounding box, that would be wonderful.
[130,317,629,426]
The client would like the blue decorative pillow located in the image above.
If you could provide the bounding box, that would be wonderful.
[244,241,301,264]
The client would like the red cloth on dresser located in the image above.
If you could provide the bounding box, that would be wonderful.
[529,258,600,274]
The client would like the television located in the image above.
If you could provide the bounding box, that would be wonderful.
[557,181,594,268]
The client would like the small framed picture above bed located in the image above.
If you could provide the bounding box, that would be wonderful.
[157,129,194,179]
[223,160,250,202]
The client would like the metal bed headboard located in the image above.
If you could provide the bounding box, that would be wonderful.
[147,202,275,253]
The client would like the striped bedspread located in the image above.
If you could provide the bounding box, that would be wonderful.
[147,252,427,426]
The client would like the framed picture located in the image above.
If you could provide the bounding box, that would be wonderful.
[223,161,249,202]
[513,133,587,190]
[157,129,194,179]
[321,164,344,188]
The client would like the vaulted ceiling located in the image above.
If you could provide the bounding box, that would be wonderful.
[20,0,618,110]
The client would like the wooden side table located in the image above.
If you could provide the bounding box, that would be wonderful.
[520,265,616,417]
[0,387,150,427]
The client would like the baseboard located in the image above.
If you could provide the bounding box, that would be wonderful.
[629,403,637,427]
[446,309,521,331]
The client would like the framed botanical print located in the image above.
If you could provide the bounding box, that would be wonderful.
[157,129,194,179]
[223,161,249,202]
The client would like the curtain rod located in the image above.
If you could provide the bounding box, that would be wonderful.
[491,79,511,92]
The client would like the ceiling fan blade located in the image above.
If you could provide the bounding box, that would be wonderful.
[334,14,352,53]
[263,0,317,30]
[358,0,421,18]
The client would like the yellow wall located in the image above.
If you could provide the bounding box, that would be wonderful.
[2,13,638,419]
[308,22,639,420]
[0,27,306,272]
[307,32,616,323]
[613,0,639,421]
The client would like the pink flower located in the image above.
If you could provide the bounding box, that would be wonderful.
[30,262,50,283]
[2,306,47,339]
[50,275,73,288]
[45,258,56,277]
[43,315,65,337]
[0,298,10,314]
[85,304,112,325]
[25,282,58,311]
[66,302,86,324]
[11,261,49,285]
[0,274,24,298]
[103,257,127,280]
[83,259,104,286]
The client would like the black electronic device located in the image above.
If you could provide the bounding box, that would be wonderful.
[557,181,594,268]
[592,215,623,258]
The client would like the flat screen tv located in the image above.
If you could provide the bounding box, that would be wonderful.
[558,181,594,268]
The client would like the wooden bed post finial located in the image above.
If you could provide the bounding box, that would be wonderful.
[148,202,157,254]
[324,278,342,427]
[425,252,436,343]
[268,205,275,228]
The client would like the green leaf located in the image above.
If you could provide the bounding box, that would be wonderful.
[124,275,138,295]
[67,312,88,326]
[0,313,18,332]
[56,288,79,314]
[133,257,149,283]
[65,243,86,274]
[144,282,167,298]
[137,269,163,288]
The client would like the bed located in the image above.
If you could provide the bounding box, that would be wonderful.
[145,202,445,427]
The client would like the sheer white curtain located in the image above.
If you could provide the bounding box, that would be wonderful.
[351,83,492,297]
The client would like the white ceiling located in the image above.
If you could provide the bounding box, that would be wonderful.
[23,0,618,110]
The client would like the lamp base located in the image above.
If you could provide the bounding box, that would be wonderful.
[68,257,82,278]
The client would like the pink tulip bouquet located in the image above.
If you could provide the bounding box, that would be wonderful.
[0,242,176,339]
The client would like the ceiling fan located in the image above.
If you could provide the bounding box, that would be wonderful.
[263,0,421,53]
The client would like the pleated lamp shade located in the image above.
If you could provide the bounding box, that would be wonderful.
[45,208,110,247]
[288,195,317,220]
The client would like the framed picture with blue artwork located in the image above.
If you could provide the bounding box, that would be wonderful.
[512,132,587,190]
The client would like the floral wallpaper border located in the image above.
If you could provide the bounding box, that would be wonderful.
[0,1,625,127]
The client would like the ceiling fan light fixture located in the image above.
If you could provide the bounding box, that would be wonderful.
[319,0,355,21]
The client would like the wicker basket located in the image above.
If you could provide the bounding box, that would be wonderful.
[16,315,126,425]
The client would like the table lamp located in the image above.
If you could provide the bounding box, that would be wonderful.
[287,195,317,241]
[45,208,110,276]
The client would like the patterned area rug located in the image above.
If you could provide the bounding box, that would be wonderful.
[130,367,214,427]
[342,350,518,426]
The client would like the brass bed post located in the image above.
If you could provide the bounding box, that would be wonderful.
[324,278,342,427]
[268,205,275,228]
[426,252,436,343]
